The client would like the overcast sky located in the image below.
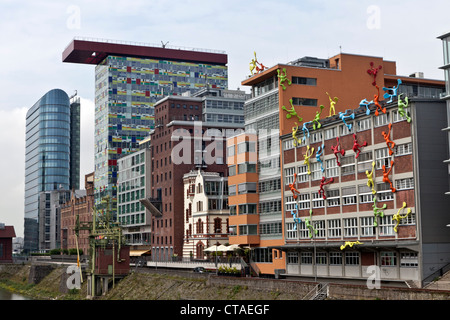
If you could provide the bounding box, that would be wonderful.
[1,0,449,238]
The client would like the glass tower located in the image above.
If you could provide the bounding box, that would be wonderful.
[24,89,80,252]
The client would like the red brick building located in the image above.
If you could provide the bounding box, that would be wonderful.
[0,224,16,263]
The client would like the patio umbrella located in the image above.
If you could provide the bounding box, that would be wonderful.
[204,245,220,252]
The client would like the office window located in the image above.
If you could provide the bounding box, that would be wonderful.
[374,113,390,127]
[316,252,327,265]
[379,215,394,236]
[328,219,342,238]
[284,167,296,185]
[395,177,414,190]
[357,118,371,132]
[345,252,360,265]
[283,139,295,151]
[228,185,236,196]
[286,222,297,240]
[326,189,340,207]
[375,147,391,169]
[324,127,337,140]
[360,217,375,236]
[292,97,317,107]
[381,252,397,266]
[239,224,258,235]
[326,158,339,178]
[400,252,418,267]
[329,252,342,265]
[237,141,256,154]
[342,186,357,205]
[227,145,235,156]
[297,193,310,210]
[344,218,358,237]
[312,192,325,208]
[311,162,322,181]
[238,162,257,174]
[238,182,257,194]
[314,220,326,238]
[357,151,373,173]
[376,182,394,201]
[310,132,322,144]
[229,165,236,176]
[301,252,313,264]
[394,143,412,156]
[260,222,282,235]
[239,204,257,215]
[287,252,299,264]
[340,123,353,136]
[359,184,373,203]
[297,165,309,183]
[340,155,355,176]
[292,76,317,86]
[392,109,410,122]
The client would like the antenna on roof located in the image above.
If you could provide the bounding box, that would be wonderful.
[339,46,342,53]
[161,41,169,48]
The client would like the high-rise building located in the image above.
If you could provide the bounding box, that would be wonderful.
[62,38,228,214]
[24,89,80,252]
[228,52,446,278]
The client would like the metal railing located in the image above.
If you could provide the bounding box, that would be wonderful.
[302,283,329,300]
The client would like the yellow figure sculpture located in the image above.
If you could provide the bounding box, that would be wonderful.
[303,145,315,175]
[292,122,301,147]
[366,161,376,194]
[326,92,338,117]
[392,202,412,233]
[340,241,363,250]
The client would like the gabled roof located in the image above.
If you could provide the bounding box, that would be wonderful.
[0,225,16,238]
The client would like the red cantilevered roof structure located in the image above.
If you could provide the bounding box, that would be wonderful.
[62,37,228,65]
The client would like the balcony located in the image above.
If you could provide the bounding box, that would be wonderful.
[139,197,162,217]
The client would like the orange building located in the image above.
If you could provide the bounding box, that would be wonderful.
[229,52,445,278]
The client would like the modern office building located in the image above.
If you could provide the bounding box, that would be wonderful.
[183,170,229,258]
[228,52,446,277]
[143,88,247,260]
[24,89,80,252]
[438,31,450,196]
[117,136,151,250]
[62,38,228,215]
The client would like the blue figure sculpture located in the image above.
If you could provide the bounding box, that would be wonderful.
[291,203,302,230]
[301,121,312,142]
[338,109,355,131]
[359,98,373,115]
[316,143,325,172]
[383,79,402,103]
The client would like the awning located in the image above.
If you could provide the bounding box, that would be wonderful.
[129,250,151,257]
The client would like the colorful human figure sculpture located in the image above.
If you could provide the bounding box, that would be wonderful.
[367,61,382,86]
[340,241,363,250]
[302,121,311,142]
[249,51,267,76]
[292,122,301,147]
[277,68,292,91]
[331,137,345,166]
[303,145,315,175]
[339,109,355,131]
[359,98,373,115]
[318,176,334,199]
[383,79,402,103]
[397,93,411,123]
[382,123,395,155]
[289,173,301,200]
[374,85,387,116]
[366,161,376,195]
[291,203,302,230]
[304,209,317,239]
[282,98,303,122]
[326,92,338,117]
[352,133,368,158]
[315,143,325,172]
[382,160,396,193]
[249,52,257,76]
[372,196,387,227]
[312,105,325,130]
[392,202,412,233]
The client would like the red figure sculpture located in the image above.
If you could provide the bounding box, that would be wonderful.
[289,173,301,199]
[382,123,395,155]
[352,133,368,158]
[367,62,382,86]
[331,137,345,166]
[318,176,334,199]
[374,85,386,116]
[382,161,396,193]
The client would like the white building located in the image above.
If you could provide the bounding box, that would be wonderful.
[183,170,229,259]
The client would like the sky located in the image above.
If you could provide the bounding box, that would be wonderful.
[1,0,449,238]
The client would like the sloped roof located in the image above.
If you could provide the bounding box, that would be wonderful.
[0,225,16,238]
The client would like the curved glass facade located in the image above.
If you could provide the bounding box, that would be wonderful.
[24,89,80,252]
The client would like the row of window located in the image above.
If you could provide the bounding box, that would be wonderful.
[286,213,415,240]
[287,251,418,267]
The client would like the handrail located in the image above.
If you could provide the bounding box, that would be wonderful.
[422,262,450,288]
[302,282,328,300]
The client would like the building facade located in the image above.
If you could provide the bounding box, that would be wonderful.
[229,52,446,277]
[183,170,229,258]
[61,172,95,256]
[145,88,246,260]
[24,89,80,252]
[63,38,228,215]
[0,224,16,263]
[117,137,152,250]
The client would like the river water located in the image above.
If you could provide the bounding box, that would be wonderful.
[0,287,30,300]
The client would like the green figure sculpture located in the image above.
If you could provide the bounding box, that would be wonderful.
[372,196,387,227]
[312,105,325,130]
[277,68,291,90]
[397,93,411,123]
[282,98,303,122]
[305,209,318,239]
